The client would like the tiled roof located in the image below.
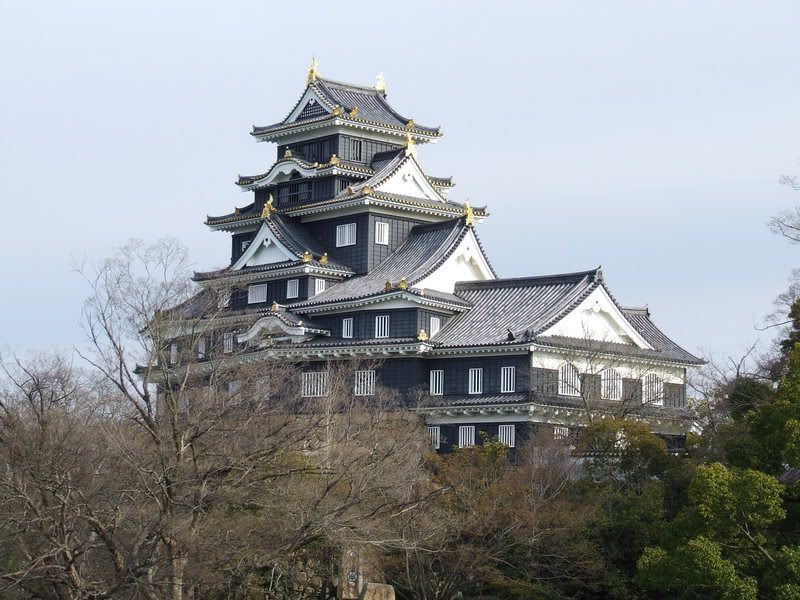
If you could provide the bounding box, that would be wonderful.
[290,218,476,309]
[619,308,703,364]
[236,156,374,188]
[422,393,530,407]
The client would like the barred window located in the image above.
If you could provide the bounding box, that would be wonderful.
[468,368,483,395]
[375,221,389,245]
[428,426,441,450]
[217,289,230,308]
[314,278,326,295]
[601,368,623,400]
[643,373,664,405]
[429,369,444,395]
[429,316,441,337]
[286,279,299,299]
[342,317,353,339]
[458,425,475,448]
[500,366,515,393]
[336,223,357,247]
[169,343,178,365]
[302,372,328,397]
[558,363,581,396]
[350,139,363,162]
[197,337,206,359]
[498,424,516,448]
[554,426,570,440]
[248,283,268,304]
[223,332,235,354]
[354,370,376,396]
[374,315,390,339]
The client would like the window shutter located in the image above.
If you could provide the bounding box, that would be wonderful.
[286,279,299,299]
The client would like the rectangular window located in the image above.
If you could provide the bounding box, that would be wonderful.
[169,343,178,365]
[500,366,515,393]
[468,368,483,395]
[314,278,326,295]
[217,289,230,308]
[223,332,235,354]
[643,373,664,406]
[350,139,363,162]
[429,369,444,395]
[248,283,268,304]
[302,372,328,397]
[375,221,389,245]
[354,370,376,396]
[286,279,299,299]
[428,426,441,450]
[197,337,206,359]
[458,425,475,448]
[498,424,516,448]
[429,316,441,337]
[554,426,570,440]
[342,317,354,339]
[374,315,390,339]
[336,223,357,247]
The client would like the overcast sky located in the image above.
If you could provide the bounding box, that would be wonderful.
[1,0,798,361]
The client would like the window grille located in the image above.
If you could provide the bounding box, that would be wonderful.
[197,337,206,359]
[313,278,326,295]
[500,366,515,393]
[643,373,664,405]
[375,221,389,245]
[223,332,235,354]
[558,363,581,396]
[468,368,483,395]
[354,370,376,396]
[429,316,441,337]
[458,425,475,448]
[498,424,516,447]
[297,99,327,120]
[342,317,354,339]
[428,426,441,449]
[374,315,390,338]
[350,139,363,162]
[248,284,268,304]
[302,372,328,397]
[601,368,623,400]
[429,369,444,395]
[554,426,570,440]
[336,223,357,247]
[286,279,299,299]
[277,181,311,205]
[217,289,230,308]
[169,343,178,365]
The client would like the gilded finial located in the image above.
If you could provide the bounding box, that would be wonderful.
[404,133,417,158]
[261,194,275,220]
[406,118,416,129]
[464,200,475,226]
[302,251,312,263]
[283,147,293,159]
[332,105,344,116]
[362,185,374,195]
[329,154,341,165]
[375,72,386,93]
[385,280,393,291]
[398,278,409,290]
[320,252,329,265]
[271,301,279,312]
[349,106,360,117]
[417,329,429,341]
[234,207,241,215]
[307,57,320,84]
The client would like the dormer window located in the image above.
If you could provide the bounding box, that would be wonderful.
[336,223,357,247]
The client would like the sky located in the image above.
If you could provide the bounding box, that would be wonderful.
[1,0,798,362]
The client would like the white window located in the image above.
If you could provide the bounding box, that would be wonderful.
[197,337,206,359]
[429,316,441,337]
[286,279,299,299]
[498,424,516,448]
[643,373,664,406]
[429,369,444,396]
[217,289,230,308]
[336,223,357,247]
[169,343,178,365]
[227,380,242,403]
[458,425,475,448]
[302,372,328,397]
[374,315,390,338]
[558,363,581,396]
[248,283,268,304]
[500,366,515,393]
[554,426,570,440]
[375,221,389,245]
[468,368,483,395]
[354,370,376,396]
[428,426,441,450]
[314,278,326,295]
[350,139,363,161]
[342,317,354,339]
[601,368,623,400]
[223,332,235,354]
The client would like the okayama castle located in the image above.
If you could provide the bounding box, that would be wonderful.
[174,60,702,452]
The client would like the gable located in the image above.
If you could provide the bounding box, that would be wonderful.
[230,222,298,270]
[286,88,332,123]
[541,286,653,349]
[375,158,443,202]
[415,229,495,293]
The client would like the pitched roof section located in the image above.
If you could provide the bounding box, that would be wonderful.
[237,155,374,190]
[619,307,703,365]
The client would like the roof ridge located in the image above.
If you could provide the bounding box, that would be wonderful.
[316,77,381,95]
[455,269,600,291]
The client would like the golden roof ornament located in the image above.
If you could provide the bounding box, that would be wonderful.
[283,148,293,159]
[362,184,374,195]
[271,301,279,312]
[406,118,416,129]
[417,329,429,341]
[385,280,393,291]
[329,154,341,165]
[398,278,409,290]
[320,252,329,265]
[261,194,275,220]
[404,133,417,158]
[375,72,386,93]
[464,200,475,226]
[332,105,344,116]
[349,106,360,117]
[302,251,313,263]
[306,57,320,85]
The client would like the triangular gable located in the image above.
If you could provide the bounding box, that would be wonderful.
[541,286,653,349]
[285,87,333,123]
[230,221,298,271]
[374,156,445,202]
[237,314,327,345]
[415,228,495,293]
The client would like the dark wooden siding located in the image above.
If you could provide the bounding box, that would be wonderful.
[338,135,401,165]
[663,382,686,408]
[312,309,422,339]
[230,277,312,309]
[622,378,643,405]
[278,135,338,164]
[304,214,371,273]
[530,367,559,396]
[368,214,426,270]
[231,231,258,264]
[436,422,533,454]
[426,355,530,395]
